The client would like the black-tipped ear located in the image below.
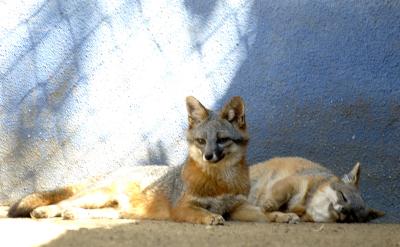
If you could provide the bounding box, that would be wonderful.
[220,96,246,129]
[186,96,209,129]
[367,208,385,221]
[342,162,361,188]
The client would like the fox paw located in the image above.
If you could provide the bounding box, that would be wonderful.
[204,214,225,225]
[62,208,89,220]
[262,199,279,212]
[276,213,300,224]
[31,208,50,218]
[31,205,60,219]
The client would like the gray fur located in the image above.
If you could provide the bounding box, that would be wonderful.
[144,165,184,207]
[191,194,247,215]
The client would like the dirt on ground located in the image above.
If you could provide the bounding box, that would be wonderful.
[1,206,399,247]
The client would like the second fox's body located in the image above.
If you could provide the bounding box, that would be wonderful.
[249,157,383,223]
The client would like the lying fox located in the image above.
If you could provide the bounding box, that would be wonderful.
[249,157,384,223]
[8,96,287,224]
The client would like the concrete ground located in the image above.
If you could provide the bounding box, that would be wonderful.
[1,206,399,247]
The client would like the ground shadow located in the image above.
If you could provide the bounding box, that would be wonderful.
[41,220,400,247]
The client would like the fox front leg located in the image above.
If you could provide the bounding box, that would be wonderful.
[228,201,300,224]
[229,202,270,222]
[172,201,225,225]
[264,211,300,224]
[260,177,304,212]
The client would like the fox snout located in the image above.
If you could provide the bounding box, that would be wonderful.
[203,148,224,163]
[200,137,229,163]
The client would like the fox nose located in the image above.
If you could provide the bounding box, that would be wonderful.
[203,152,224,163]
[204,153,214,161]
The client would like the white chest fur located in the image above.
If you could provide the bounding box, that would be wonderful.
[307,186,338,222]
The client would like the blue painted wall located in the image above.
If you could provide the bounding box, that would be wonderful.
[1,0,399,222]
[215,0,400,222]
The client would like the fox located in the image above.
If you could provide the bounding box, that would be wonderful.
[248,157,385,223]
[8,96,292,224]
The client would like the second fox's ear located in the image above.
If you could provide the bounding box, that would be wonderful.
[220,96,246,129]
[186,96,209,129]
[366,208,385,221]
[342,162,361,188]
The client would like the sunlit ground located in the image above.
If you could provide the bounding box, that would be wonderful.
[0,206,135,247]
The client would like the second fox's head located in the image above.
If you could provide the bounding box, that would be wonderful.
[185,96,249,166]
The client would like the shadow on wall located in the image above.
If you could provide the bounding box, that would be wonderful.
[0,0,139,201]
[1,0,87,190]
[184,0,217,22]
[214,0,400,222]
[146,141,169,165]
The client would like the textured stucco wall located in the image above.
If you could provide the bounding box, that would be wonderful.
[0,0,253,201]
[1,0,399,222]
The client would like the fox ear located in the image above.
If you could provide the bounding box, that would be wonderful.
[186,96,209,128]
[366,208,385,221]
[342,162,361,188]
[220,96,246,129]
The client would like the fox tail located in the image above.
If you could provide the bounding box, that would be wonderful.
[7,184,85,217]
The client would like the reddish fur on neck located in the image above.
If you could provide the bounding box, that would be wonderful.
[182,157,250,197]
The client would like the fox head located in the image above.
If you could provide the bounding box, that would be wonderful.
[185,96,249,166]
[310,162,384,223]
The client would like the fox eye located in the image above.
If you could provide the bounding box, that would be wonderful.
[338,191,347,203]
[195,138,206,145]
[217,137,231,144]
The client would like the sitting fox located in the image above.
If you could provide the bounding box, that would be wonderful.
[249,157,384,223]
[8,96,288,224]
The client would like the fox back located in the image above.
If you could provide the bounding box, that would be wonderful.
[249,157,384,223]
